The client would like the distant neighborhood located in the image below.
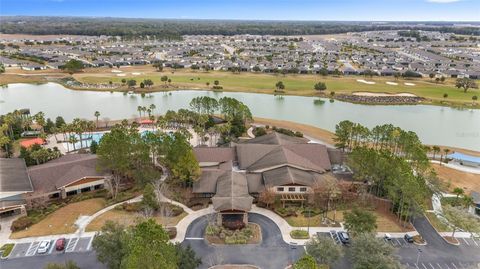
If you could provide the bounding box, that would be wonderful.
[1,30,479,79]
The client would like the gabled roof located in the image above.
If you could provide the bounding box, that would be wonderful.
[0,158,33,193]
[242,132,308,145]
[212,171,253,212]
[27,154,107,194]
[237,143,331,173]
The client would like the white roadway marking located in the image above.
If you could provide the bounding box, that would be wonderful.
[444,263,451,269]
[437,263,443,269]
[428,263,435,269]
[451,262,458,269]
[48,240,55,255]
[184,237,204,240]
[462,238,469,246]
[86,236,95,250]
[472,238,479,246]
[422,263,428,269]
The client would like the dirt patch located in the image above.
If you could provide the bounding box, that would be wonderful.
[432,163,480,194]
[253,117,335,146]
[443,236,460,245]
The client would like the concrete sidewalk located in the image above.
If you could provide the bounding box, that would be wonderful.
[430,160,480,174]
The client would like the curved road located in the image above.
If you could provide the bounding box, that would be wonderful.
[397,216,480,267]
[182,213,304,269]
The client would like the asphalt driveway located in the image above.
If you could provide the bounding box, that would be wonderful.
[182,213,305,269]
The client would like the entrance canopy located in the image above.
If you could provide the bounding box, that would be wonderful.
[212,171,253,212]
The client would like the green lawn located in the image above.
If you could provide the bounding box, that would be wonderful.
[75,69,480,105]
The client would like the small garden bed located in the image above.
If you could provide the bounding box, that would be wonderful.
[290,229,310,239]
[443,236,460,245]
[205,223,261,245]
[0,244,14,258]
[413,235,426,245]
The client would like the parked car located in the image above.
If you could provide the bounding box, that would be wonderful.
[404,234,414,243]
[338,231,350,245]
[56,238,66,251]
[384,233,392,241]
[37,240,51,254]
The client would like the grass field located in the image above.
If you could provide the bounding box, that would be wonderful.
[432,163,480,195]
[10,198,106,239]
[72,67,480,106]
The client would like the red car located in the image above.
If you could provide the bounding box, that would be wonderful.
[56,238,66,251]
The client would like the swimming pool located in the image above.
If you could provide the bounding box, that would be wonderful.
[64,130,154,150]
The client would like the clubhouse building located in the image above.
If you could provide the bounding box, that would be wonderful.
[193,132,342,226]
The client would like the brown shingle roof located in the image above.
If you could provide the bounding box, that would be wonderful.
[212,171,253,212]
[27,154,106,194]
[0,158,33,193]
[193,147,236,163]
[243,132,309,145]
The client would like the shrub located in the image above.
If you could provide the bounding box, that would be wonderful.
[290,230,310,239]
[166,227,177,239]
[206,225,219,236]
[11,216,34,232]
[253,127,267,137]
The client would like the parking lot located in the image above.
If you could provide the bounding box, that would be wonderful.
[7,236,94,259]
[403,261,479,269]
[457,237,480,249]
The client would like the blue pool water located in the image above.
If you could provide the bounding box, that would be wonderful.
[66,130,154,150]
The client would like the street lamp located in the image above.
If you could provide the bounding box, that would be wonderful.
[416,248,423,266]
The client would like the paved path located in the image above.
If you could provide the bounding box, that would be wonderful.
[75,195,143,233]
[246,127,255,138]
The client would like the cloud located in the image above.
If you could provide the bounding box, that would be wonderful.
[426,0,461,3]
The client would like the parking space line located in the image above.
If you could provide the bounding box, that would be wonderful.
[422,263,428,269]
[48,240,55,254]
[395,238,402,246]
[444,263,451,269]
[462,238,469,246]
[428,262,435,269]
[451,262,458,269]
[472,238,479,246]
[415,263,420,269]
[437,263,443,269]
[25,242,39,257]
[87,236,95,250]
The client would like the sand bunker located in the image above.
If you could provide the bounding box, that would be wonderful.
[404,83,416,86]
[111,70,122,73]
[386,82,398,86]
[353,92,417,97]
[357,79,376,85]
[116,74,126,77]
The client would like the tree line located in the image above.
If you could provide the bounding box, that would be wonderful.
[2,17,478,37]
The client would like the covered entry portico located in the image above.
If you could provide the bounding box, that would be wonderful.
[212,171,253,227]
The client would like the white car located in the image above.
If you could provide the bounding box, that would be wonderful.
[37,240,51,254]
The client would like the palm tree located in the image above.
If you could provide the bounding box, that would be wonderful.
[94,111,101,128]
[443,148,450,162]
[68,134,78,151]
[137,106,143,119]
[432,145,440,161]
[149,104,156,115]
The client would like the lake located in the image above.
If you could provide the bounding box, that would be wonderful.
[1,83,479,150]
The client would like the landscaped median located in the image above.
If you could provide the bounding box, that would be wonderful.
[205,223,261,245]
[290,229,310,239]
[0,243,15,259]
[424,211,459,245]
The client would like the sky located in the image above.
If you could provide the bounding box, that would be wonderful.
[0,0,479,21]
